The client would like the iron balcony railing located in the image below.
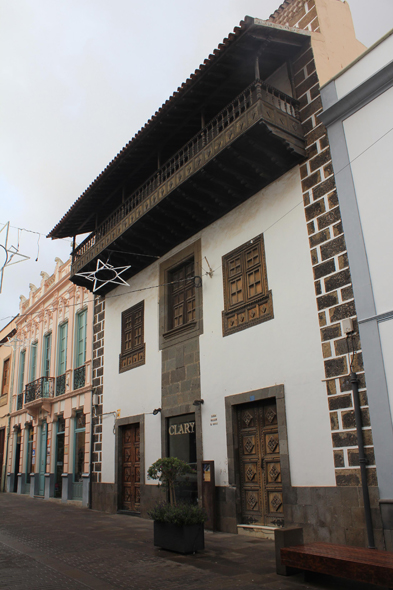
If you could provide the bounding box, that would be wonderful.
[25,377,55,404]
[56,373,66,397]
[73,365,86,390]
[17,393,23,411]
[73,80,300,262]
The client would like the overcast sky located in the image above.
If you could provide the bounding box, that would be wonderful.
[1,0,392,330]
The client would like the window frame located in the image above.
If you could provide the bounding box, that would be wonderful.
[29,341,38,383]
[222,234,273,337]
[42,332,52,378]
[159,240,203,350]
[57,322,68,377]
[75,308,87,369]
[119,300,145,373]
[1,357,10,398]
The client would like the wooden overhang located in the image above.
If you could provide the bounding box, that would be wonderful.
[48,18,310,294]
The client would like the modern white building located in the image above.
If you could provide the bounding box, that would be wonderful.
[320,29,393,550]
[49,1,387,547]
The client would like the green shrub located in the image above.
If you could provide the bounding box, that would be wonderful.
[148,502,207,526]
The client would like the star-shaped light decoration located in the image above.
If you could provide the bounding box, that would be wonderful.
[75,258,131,292]
[0,222,30,294]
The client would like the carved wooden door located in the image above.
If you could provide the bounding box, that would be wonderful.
[122,424,140,512]
[238,400,283,526]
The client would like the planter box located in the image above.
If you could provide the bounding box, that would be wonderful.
[154,521,204,554]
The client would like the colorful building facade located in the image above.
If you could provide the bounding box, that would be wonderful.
[6,258,93,506]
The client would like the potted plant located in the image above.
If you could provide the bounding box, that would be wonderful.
[147,457,207,554]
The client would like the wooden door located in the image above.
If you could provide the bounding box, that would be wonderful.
[122,424,140,512]
[237,400,283,526]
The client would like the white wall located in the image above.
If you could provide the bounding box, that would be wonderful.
[343,86,393,316]
[335,32,393,98]
[101,166,336,488]
[379,319,393,424]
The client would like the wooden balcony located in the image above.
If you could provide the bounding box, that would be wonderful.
[71,80,305,292]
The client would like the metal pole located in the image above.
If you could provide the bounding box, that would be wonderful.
[350,370,376,549]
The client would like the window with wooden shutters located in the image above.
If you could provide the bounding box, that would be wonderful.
[119,301,145,373]
[168,259,195,330]
[222,234,273,336]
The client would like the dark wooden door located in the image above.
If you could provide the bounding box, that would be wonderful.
[0,428,4,489]
[122,424,140,512]
[237,400,283,526]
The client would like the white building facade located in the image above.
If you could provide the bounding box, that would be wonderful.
[320,30,393,550]
[50,1,387,547]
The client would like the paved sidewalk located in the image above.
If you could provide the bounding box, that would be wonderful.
[0,494,385,590]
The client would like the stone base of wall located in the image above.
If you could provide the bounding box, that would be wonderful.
[91,482,117,513]
[284,485,385,549]
[216,485,237,534]
[139,484,164,519]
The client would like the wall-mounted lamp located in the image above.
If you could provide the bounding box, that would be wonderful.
[152,408,162,415]
[92,393,99,406]
[193,399,204,406]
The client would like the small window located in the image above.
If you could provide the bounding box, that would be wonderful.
[222,234,273,336]
[42,332,52,378]
[119,301,145,373]
[29,342,38,382]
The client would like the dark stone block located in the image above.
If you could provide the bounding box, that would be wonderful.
[348,447,375,467]
[324,356,347,378]
[312,176,335,201]
[325,269,351,292]
[294,48,314,72]
[329,300,356,322]
[328,394,352,410]
[310,148,331,173]
[300,96,322,121]
[275,527,304,576]
[314,259,335,280]
[334,334,360,356]
[307,220,315,235]
[309,228,330,248]
[321,323,341,341]
[332,431,358,447]
[317,206,341,230]
[306,124,325,147]
[320,235,346,261]
[328,189,338,207]
[302,171,322,193]
[296,71,319,98]
[334,450,344,467]
[317,292,338,310]
[341,286,354,301]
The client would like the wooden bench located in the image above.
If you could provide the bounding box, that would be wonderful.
[280,542,393,588]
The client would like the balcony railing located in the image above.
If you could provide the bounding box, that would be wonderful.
[25,377,54,404]
[56,373,66,397]
[73,80,301,265]
[17,393,23,411]
[73,365,86,390]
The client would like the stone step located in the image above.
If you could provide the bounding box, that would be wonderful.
[237,524,279,539]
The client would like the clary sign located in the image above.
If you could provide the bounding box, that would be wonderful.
[168,422,195,436]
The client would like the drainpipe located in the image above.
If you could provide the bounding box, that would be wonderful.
[346,331,375,549]
[351,370,376,549]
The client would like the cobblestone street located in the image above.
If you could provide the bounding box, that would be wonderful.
[0,494,385,590]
